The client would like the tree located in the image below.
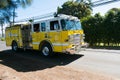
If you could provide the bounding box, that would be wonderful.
[104,8,120,46]
[0,0,32,37]
[82,8,120,46]
[57,1,92,19]
[82,13,104,46]
[76,0,92,3]
[0,0,32,23]
[76,0,92,8]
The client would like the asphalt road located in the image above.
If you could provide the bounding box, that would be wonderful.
[67,49,120,78]
[0,41,120,79]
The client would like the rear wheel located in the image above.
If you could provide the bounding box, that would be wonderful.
[41,43,53,57]
[12,41,19,52]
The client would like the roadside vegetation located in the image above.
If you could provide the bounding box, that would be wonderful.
[82,8,120,47]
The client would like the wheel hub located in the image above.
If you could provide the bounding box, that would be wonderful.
[42,47,49,56]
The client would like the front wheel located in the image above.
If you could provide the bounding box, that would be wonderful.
[12,42,19,52]
[41,44,53,57]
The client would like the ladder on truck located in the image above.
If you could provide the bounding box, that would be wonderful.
[15,12,58,24]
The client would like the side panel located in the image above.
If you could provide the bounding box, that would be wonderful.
[32,31,64,52]
[61,31,71,51]
[5,26,22,47]
[5,28,12,46]
[32,32,42,50]
[49,31,62,52]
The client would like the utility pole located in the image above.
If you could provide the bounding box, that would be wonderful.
[13,8,15,25]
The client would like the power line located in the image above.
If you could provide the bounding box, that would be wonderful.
[76,0,120,7]
[92,0,120,7]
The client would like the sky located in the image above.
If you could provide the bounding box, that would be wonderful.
[15,0,67,20]
[0,0,120,34]
[15,0,120,21]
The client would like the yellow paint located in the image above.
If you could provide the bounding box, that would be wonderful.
[5,25,22,47]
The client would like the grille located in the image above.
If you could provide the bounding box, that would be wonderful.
[69,34,81,45]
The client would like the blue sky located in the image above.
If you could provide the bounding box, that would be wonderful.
[93,1,120,15]
[15,0,67,20]
[15,0,120,21]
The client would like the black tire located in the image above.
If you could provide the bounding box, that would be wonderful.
[12,41,19,52]
[41,43,53,57]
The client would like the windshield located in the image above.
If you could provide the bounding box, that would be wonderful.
[61,19,82,30]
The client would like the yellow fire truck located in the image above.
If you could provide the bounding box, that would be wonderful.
[5,14,86,56]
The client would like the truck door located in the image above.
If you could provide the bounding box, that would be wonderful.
[31,23,40,50]
[21,24,32,48]
[48,20,62,52]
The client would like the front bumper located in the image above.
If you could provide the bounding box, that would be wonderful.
[63,43,88,54]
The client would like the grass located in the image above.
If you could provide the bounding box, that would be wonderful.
[90,46,120,50]
[89,43,120,50]
[0,37,5,41]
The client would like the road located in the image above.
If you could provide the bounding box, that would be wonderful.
[0,41,120,80]
[67,49,120,78]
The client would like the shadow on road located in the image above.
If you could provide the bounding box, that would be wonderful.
[0,49,84,72]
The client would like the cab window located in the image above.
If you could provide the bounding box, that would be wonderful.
[50,20,60,30]
[33,23,40,32]
[41,22,46,32]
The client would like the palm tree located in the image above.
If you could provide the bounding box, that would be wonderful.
[0,0,32,9]
[0,0,32,37]
[17,0,32,8]
[0,0,32,22]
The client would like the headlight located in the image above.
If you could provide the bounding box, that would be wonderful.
[82,34,85,39]
[68,35,73,41]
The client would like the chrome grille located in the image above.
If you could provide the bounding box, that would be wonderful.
[69,34,81,45]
